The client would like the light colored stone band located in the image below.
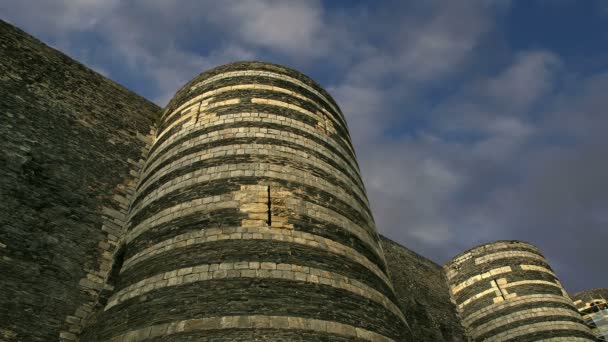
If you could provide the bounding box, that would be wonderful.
[475,250,546,265]
[520,264,557,277]
[539,338,595,342]
[471,307,585,338]
[502,279,562,290]
[107,261,405,323]
[121,225,392,291]
[188,69,344,122]
[106,315,394,342]
[462,294,576,326]
[450,266,512,295]
[488,320,592,342]
[458,287,497,310]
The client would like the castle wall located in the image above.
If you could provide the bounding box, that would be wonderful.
[0,20,159,341]
[380,236,467,342]
[444,240,595,341]
[82,62,412,341]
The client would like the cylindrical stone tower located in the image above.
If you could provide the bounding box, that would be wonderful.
[444,240,595,342]
[572,289,608,341]
[83,62,411,341]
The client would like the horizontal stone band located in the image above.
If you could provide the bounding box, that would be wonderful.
[121,225,392,290]
[145,112,361,188]
[132,146,369,223]
[127,166,376,244]
[445,241,540,280]
[520,264,557,276]
[451,266,512,295]
[159,93,354,160]
[471,307,585,338]
[540,338,596,342]
[188,69,344,123]
[106,315,394,342]
[163,83,343,136]
[458,280,563,310]
[489,320,592,341]
[106,261,405,323]
[463,294,578,326]
[474,250,547,265]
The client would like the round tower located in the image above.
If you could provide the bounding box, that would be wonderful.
[444,240,595,341]
[83,62,411,341]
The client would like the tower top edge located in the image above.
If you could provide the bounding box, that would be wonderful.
[444,239,541,267]
[163,60,341,115]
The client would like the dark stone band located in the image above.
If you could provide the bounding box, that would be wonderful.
[148,329,369,342]
[94,279,408,341]
[118,239,394,302]
[476,316,589,341]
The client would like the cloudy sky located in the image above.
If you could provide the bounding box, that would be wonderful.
[2,0,607,293]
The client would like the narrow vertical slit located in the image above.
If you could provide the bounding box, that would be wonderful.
[493,279,506,300]
[194,102,202,123]
[267,186,272,226]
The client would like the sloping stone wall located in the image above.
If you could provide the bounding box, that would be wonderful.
[0,20,159,341]
[380,236,467,342]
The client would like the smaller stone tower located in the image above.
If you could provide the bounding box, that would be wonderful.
[572,288,608,341]
[444,240,595,341]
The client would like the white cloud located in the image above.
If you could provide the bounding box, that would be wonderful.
[484,50,561,110]
[225,0,327,57]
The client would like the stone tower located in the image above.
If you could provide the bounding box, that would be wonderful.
[444,240,595,341]
[82,62,412,341]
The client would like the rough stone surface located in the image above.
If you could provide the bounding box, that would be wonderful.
[381,236,467,342]
[0,20,159,341]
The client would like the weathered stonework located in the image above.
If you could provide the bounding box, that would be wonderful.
[0,20,159,341]
[381,237,467,341]
[81,62,413,341]
[444,241,595,341]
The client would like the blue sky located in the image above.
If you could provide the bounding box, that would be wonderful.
[2,0,607,293]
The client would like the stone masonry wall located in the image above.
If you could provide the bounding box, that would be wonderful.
[81,61,413,341]
[380,236,467,342]
[444,240,595,341]
[0,20,159,341]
